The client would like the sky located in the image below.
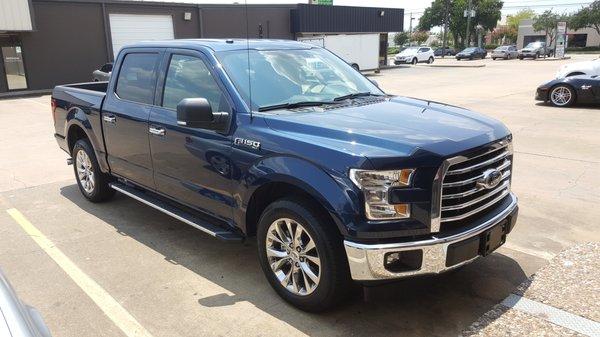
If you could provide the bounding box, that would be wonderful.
[131,0,596,31]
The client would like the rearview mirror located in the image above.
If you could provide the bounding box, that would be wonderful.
[177,98,228,130]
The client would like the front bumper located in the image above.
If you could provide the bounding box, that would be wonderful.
[344,193,518,281]
[536,88,549,101]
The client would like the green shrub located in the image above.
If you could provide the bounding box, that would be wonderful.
[387,46,400,55]
[485,44,499,50]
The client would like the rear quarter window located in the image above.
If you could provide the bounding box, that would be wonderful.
[115,53,159,105]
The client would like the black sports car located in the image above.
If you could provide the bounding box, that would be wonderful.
[455,47,487,60]
[536,75,600,107]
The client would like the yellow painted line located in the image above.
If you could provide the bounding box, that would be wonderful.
[6,208,154,337]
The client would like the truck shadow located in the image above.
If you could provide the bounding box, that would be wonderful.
[60,184,529,337]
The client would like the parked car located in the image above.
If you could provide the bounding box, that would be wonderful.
[536,75,600,107]
[52,39,518,311]
[434,47,457,57]
[394,46,435,65]
[491,45,518,60]
[518,42,553,59]
[555,57,600,78]
[0,268,52,337]
[455,47,487,60]
[92,63,112,82]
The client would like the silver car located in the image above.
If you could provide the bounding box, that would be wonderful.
[92,62,112,82]
[491,45,518,60]
[0,268,52,337]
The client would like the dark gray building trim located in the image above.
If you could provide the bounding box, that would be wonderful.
[291,4,403,33]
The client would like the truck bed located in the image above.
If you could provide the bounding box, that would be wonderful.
[52,81,108,155]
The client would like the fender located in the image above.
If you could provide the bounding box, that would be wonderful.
[64,105,110,173]
[234,155,362,237]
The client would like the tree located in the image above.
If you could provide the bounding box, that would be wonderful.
[491,25,517,44]
[533,10,562,48]
[570,0,600,46]
[393,31,410,46]
[507,8,536,31]
[418,0,503,49]
[411,31,430,45]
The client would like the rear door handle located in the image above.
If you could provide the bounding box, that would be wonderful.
[103,114,116,124]
[149,126,165,136]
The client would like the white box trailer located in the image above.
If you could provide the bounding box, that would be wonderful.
[298,34,380,72]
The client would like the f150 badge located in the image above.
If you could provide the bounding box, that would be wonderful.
[234,138,261,150]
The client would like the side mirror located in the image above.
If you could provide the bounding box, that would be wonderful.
[176,98,228,130]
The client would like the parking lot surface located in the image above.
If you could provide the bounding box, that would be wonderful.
[1,54,599,337]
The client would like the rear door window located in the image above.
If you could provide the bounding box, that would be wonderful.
[115,53,159,105]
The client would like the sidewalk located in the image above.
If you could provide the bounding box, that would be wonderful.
[462,242,600,337]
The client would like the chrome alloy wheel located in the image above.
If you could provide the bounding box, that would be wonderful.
[76,150,95,193]
[266,218,321,296]
[550,86,572,106]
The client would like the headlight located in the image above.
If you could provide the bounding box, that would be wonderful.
[350,169,415,220]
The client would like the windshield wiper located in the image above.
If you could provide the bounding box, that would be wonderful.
[333,92,382,101]
[258,101,338,112]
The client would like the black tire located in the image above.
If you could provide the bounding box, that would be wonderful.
[427,57,434,64]
[72,139,115,202]
[257,198,351,312]
[492,57,496,60]
[518,56,523,60]
[351,63,359,71]
[534,52,539,59]
[411,58,418,65]
[549,85,576,107]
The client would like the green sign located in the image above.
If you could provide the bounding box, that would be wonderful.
[314,0,333,5]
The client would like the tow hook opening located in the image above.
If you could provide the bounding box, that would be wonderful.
[384,250,423,272]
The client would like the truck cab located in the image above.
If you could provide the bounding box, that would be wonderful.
[52,39,518,311]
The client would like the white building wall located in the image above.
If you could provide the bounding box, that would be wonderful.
[0,0,33,31]
[518,19,600,49]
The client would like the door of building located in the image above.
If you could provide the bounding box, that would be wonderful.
[0,35,28,92]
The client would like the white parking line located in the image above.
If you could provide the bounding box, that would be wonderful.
[502,294,600,337]
[6,208,154,337]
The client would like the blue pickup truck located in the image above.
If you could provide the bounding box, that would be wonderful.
[52,39,518,311]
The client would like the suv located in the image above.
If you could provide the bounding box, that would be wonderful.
[52,39,518,311]
[394,47,435,65]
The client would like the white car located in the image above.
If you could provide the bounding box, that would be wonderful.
[394,47,435,65]
[555,58,600,78]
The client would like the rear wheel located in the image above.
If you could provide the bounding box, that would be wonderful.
[427,57,434,64]
[549,85,576,107]
[257,198,351,312]
[72,139,115,202]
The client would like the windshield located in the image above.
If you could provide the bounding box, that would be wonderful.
[495,46,508,51]
[463,48,476,52]
[400,47,419,54]
[217,48,383,111]
[525,42,543,48]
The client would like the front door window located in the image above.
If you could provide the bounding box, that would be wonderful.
[2,46,28,90]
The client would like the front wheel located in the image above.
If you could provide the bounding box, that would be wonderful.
[257,198,351,312]
[411,58,418,65]
[72,139,115,202]
[549,85,576,107]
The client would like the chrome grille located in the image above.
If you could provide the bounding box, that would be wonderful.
[439,142,512,229]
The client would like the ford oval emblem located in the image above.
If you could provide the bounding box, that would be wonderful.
[477,169,502,189]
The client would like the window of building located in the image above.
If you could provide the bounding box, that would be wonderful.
[115,53,158,105]
[568,34,588,48]
[162,54,227,112]
[523,35,545,46]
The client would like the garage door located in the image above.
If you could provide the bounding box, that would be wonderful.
[109,14,174,58]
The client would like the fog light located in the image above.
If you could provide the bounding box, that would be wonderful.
[384,250,423,272]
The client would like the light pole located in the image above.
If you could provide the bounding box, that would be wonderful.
[476,24,484,48]
[464,0,474,47]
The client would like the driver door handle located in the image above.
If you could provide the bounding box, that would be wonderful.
[149,125,165,136]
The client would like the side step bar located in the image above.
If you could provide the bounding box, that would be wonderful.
[109,182,243,242]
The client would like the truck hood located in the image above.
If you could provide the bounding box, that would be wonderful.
[262,96,510,166]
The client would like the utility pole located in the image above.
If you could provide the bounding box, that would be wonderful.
[465,0,473,48]
[442,0,450,58]
[409,12,415,45]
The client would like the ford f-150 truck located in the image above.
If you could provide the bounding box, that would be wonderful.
[52,39,518,311]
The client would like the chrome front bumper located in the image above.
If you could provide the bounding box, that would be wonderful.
[344,193,518,281]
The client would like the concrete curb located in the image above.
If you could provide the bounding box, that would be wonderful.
[423,64,486,68]
[533,56,572,61]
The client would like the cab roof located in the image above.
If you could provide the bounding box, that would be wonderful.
[124,39,316,52]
